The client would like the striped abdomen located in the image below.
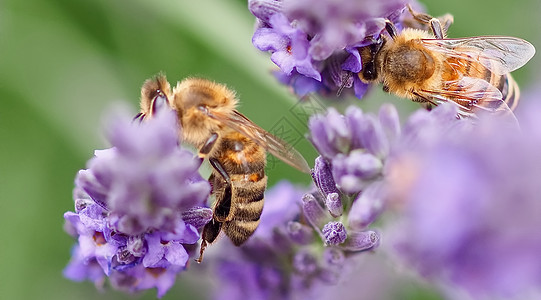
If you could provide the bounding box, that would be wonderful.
[440,53,519,111]
[205,131,267,246]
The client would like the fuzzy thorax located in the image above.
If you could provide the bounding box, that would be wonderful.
[171,78,239,149]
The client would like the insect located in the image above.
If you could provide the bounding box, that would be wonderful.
[136,75,310,262]
[358,4,535,118]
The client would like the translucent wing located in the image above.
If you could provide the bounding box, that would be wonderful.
[417,76,518,123]
[422,36,535,75]
[205,109,311,173]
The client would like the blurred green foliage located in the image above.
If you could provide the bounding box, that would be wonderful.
[0,0,538,299]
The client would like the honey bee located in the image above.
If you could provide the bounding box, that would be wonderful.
[137,75,310,262]
[358,4,535,118]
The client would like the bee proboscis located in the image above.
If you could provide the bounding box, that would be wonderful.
[137,75,310,262]
[358,4,535,119]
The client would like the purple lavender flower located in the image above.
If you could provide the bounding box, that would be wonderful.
[308,104,394,207]
[305,103,471,261]
[253,13,321,81]
[64,106,212,297]
[212,181,379,300]
[386,102,541,299]
[248,0,414,98]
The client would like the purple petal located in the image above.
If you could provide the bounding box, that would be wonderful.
[252,27,286,52]
[353,76,370,99]
[143,234,165,267]
[271,50,296,75]
[164,242,189,266]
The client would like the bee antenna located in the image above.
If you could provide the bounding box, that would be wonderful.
[337,72,353,97]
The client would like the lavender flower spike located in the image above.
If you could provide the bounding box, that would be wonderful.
[64,105,211,297]
[249,0,415,98]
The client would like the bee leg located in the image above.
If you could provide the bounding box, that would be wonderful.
[438,14,454,35]
[132,112,145,123]
[412,91,438,107]
[199,132,219,157]
[208,158,234,222]
[384,20,398,39]
[406,4,448,39]
[209,157,231,185]
[196,220,223,263]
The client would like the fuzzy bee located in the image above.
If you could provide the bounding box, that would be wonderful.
[358,4,535,118]
[136,75,310,262]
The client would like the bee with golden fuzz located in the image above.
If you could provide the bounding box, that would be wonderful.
[137,75,310,263]
[358,4,535,118]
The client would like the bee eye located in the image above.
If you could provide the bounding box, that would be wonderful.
[362,61,377,80]
[151,90,169,115]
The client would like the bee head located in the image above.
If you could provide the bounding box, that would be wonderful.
[140,74,172,117]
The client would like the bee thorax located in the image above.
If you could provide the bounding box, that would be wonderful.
[385,45,435,84]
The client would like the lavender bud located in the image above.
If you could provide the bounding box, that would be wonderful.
[248,0,283,22]
[322,221,347,245]
[345,106,365,150]
[341,231,380,251]
[312,156,340,196]
[331,150,383,194]
[309,108,351,158]
[318,269,341,284]
[302,193,328,228]
[322,247,345,267]
[348,181,386,230]
[378,103,401,143]
[75,169,108,210]
[181,206,213,229]
[293,250,318,276]
[287,221,315,245]
[324,193,343,217]
[355,114,390,158]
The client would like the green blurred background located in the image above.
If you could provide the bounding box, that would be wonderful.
[0,0,538,299]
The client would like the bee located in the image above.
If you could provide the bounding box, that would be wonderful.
[137,75,310,262]
[358,4,535,118]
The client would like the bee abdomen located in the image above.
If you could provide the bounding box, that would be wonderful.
[501,74,520,111]
[223,174,267,246]
[223,219,262,246]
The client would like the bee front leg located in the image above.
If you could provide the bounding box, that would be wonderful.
[384,20,398,40]
[199,132,219,157]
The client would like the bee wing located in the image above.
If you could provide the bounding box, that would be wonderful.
[206,109,311,173]
[422,36,535,75]
[418,76,517,121]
